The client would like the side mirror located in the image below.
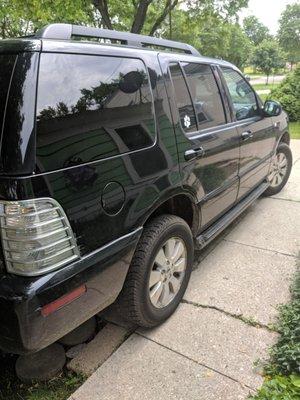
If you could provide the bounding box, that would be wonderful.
[245,75,251,82]
[263,100,282,117]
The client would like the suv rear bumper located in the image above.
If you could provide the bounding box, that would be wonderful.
[0,228,142,354]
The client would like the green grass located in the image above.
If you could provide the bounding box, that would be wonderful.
[252,82,280,91]
[244,67,287,76]
[249,267,300,400]
[290,122,300,139]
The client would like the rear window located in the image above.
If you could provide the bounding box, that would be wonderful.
[36,54,155,171]
[0,54,16,137]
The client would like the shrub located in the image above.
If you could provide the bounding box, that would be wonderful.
[269,65,300,122]
[249,267,300,399]
[266,270,300,375]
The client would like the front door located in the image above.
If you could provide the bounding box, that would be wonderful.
[160,55,240,230]
[219,67,276,199]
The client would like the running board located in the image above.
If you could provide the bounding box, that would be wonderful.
[196,181,269,249]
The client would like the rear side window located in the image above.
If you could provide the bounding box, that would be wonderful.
[221,67,260,121]
[182,63,226,130]
[169,62,197,133]
[169,62,226,134]
[36,54,155,171]
[0,54,16,136]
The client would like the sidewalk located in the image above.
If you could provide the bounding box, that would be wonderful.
[69,140,300,400]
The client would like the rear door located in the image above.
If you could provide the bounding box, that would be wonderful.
[219,67,276,199]
[160,55,240,229]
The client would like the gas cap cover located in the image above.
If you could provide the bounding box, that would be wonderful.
[101,182,125,215]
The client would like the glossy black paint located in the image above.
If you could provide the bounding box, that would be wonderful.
[0,37,289,354]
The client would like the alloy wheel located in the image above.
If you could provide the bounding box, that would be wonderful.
[268,152,288,188]
[149,237,187,308]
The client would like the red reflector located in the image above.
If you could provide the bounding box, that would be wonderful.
[41,285,86,317]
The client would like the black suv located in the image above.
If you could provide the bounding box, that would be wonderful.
[0,24,292,355]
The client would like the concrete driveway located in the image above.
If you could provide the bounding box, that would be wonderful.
[70,140,300,400]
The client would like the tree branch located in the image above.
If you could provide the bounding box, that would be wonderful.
[92,0,113,29]
[131,0,153,33]
[148,0,179,36]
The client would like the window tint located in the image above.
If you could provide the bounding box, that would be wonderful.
[182,63,226,129]
[221,68,260,121]
[36,54,155,171]
[0,54,16,137]
[169,63,197,133]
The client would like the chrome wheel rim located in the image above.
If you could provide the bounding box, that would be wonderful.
[149,237,187,309]
[268,152,288,188]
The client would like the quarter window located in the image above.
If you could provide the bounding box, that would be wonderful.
[182,63,226,129]
[221,67,260,121]
[36,54,155,171]
[169,63,197,133]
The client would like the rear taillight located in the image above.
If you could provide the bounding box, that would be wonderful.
[0,198,80,276]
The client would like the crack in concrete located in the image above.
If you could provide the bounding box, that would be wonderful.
[268,196,300,204]
[181,299,277,333]
[223,238,297,259]
[293,156,300,165]
[136,330,255,392]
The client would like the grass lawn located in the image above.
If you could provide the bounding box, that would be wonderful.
[244,67,287,76]
[290,122,300,139]
[252,82,280,91]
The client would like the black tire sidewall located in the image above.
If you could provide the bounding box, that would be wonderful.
[138,219,193,326]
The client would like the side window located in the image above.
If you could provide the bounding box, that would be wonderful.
[169,62,197,133]
[36,54,155,171]
[221,67,260,121]
[182,63,226,129]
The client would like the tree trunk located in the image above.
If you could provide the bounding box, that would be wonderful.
[92,0,113,29]
[131,0,153,33]
[149,0,179,36]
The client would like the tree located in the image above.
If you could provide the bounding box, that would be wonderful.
[251,40,286,83]
[196,18,252,69]
[243,15,271,45]
[278,3,300,69]
[0,0,249,38]
[0,0,92,38]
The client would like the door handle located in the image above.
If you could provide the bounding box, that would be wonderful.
[241,130,253,141]
[184,147,205,161]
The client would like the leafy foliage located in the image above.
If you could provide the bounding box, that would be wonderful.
[0,0,250,38]
[250,267,300,400]
[0,0,92,38]
[251,40,286,81]
[278,3,300,65]
[270,65,300,122]
[267,269,300,375]
[250,375,300,400]
[243,15,271,46]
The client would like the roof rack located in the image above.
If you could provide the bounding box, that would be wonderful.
[34,23,200,56]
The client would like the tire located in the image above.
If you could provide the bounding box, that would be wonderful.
[118,214,194,328]
[264,142,292,197]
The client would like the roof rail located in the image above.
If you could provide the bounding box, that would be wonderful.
[34,23,200,56]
